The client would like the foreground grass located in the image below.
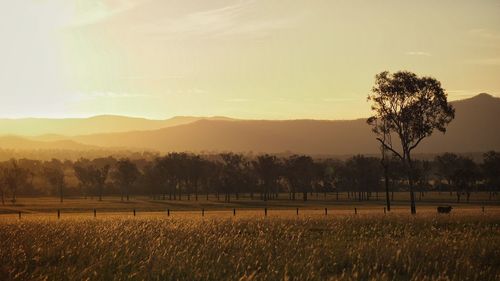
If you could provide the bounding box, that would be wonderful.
[0,214,499,281]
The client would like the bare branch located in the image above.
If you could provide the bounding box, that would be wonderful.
[376,138,403,160]
[408,136,426,152]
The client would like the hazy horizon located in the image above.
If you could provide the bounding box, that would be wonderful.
[1,0,500,120]
[0,92,498,121]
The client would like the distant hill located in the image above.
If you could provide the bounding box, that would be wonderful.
[0,115,234,136]
[64,93,500,155]
[1,93,498,155]
[0,136,98,151]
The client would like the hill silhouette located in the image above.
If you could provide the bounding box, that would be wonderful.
[65,93,499,154]
[1,94,498,155]
[0,136,98,150]
[0,115,234,136]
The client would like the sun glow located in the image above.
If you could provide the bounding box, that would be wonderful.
[0,1,499,120]
[0,1,75,117]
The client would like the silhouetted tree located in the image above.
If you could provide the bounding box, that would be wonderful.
[341,155,381,201]
[285,155,315,201]
[367,71,455,214]
[142,162,162,199]
[413,160,432,201]
[435,153,459,194]
[0,165,5,205]
[315,160,336,199]
[42,159,65,203]
[219,153,247,202]
[2,160,29,204]
[379,123,393,211]
[253,154,282,201]
[74,159,94,198]
[93,165,110,201]
[187,155,204,201]
[451,157,478,202]
[481,151,500,200]
[113,159,140,201]
[74,158,111,200]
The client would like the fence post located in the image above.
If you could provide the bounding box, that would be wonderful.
[18,211,21,219]
[57,209,60,219]
[133,209,136,216]
[202,208,204,217]
[384,207,386,214]
[354,208,357,215]
[264,208,267,217]
[94,209,96,218]
[482,206,485,213]
[233,208,236,216]
[167,209,170,216]
[296,207,299,216]
[325,208,328,216]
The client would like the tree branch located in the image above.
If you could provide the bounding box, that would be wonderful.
[376,138,403,160]
[408,136,426,152]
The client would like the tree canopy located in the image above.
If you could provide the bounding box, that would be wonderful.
[367,71,455,214]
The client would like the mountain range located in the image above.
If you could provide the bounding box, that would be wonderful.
[0,93,498,155]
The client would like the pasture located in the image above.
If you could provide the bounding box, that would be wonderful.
[0,191,498,215]
[0,211,499,281]
[1,193,499,280]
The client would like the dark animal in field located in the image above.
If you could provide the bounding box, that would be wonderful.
[437,206,453,213]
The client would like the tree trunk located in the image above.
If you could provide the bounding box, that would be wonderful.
[409,182,416,214]
[384,169,391,212]
[407,156,416,215]
[11,190,16,205]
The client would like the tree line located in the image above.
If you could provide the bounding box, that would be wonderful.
[0,151,498,205]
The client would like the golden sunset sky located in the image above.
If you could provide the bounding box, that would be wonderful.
[1,0,499,119]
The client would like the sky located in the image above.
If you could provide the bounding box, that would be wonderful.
[0,0,499,120]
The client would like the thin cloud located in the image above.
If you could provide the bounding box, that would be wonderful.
[224,98,251,103]
[90,92,154,98]
[468,28,500,40]
[322,97,358,103]
[405,51,431,56]
[64,0,145,28]
[117,75,185,81]
[134,1,303,39]
[465,57,500,66]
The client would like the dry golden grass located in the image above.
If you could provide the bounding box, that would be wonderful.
[1,211,499,281]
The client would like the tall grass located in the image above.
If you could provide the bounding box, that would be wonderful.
[0,214,499,280]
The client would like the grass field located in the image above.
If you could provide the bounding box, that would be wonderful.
[1,193,499,280]
[1,192,499,215]
[0,212,499,281]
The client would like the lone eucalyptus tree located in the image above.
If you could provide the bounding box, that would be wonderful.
[367,71,455,214]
